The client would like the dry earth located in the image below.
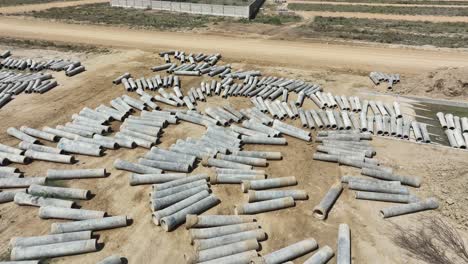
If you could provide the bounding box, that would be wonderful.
[0,0,108,14]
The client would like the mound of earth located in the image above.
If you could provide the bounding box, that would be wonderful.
[397,67,468,99]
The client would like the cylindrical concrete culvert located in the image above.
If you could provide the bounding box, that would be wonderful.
[251,238,318,264]
[10,239,97,261]
[235,197,295,215]
[313,183,343,220]
[380,197,439,218]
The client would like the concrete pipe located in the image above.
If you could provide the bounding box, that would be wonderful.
[325,110,337,129]
[445,130,458,148]
[10,231,92,248]
[150,147,197,163]
[121,128,159,142]
[138,158,190,172]
[216,154,267,167]
[0,152,29,164]
[419,123,431,143]
[189,222,260,242]
[58,125,94,138]
[0,177,45,188]
[152,190,210,225]
[0,170,21,178]
[74,136,117,150]
[251,238,318,264]
[312,153,339,163]
[375,101,388,116]
[47,169,107,180]
[10,239,97,261]
[202,157,252,170]
[20,126,57,142]
[461,117,468,132]
[235,197,295,215]
[380,197,439,218]
[411,121,423,141]
[113,136,136,149]
[230,150,281,160]
[28,184,91,200]
[0,167,19,173]
[303,245,334,264]
[361,168,421,187]
[248,190,308,202]
[113,72,131,84]
[0,143,24,155]
[7,127,39,144]
[436,112,447,129]
[337,224,350,264]
[299,109,308,127]
[18,142,63,154]
[242,121,279,137]
[97,255,123,264]
[211,174,264,184]
[14,192,74,208]
[186,239,259,264]
[39,206,106,220]
[341,111,352,130]
[374,115,383,134]
[43,126,77,140]
[57,141,103,157]
[115,133,153,148]
[50,215,128,234]
[0,189,25,203]
[367,115,374,134]
[194,229,265,251]
[355,191,417,203]
[445,113,455,129]
[241,176,297,193]
[272,120,311,141]
[24,150,73,164]
[130,173,186,186]
[151,185,209,211]
[152,180,207,199]
[153,174,208,191]
[313,183,343,220]
[348,181,408,195]
[186,215,255,229]
[114,159,162,174]
[215,168,265,175]
[160,195,220,231]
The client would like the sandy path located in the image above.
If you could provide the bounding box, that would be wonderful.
[0,0,108,14]
[288,0,468,8]
[1,17,468,74]
[294,9,468,22]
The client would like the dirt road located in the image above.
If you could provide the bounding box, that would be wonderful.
[1,17,468,74]
[0,0,108,14]
[288,0,468,8]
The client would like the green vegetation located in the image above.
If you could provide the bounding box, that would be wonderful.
[301,16,468,48]
[0,37,110,53]
[288,3,468,16]
[0,0,73,7]
[24,3,225,30]
[242,13,302,25]
[313,0,468,6]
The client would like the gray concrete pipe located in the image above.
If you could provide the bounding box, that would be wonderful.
[150,147,197,163]
[445,113,455,129]
[151,185,209,211]
[28,184,91,200]
[248,190,308,202]
[367,115,374,134]
[97,255,124,264]
[153,174,208,191]
[43,126,77,140]
[74,136,117,150]
[120,127,159,142]
[160,195,220,231]
[152,190,210,225]
[374,115,383,134]
[230,150,281,160]
[138,158,190,172]
[10,239,97,261]
[242,120,279,137]
[50,215,128,234]
[231,125,269,138]
[46,168,106,180]
[186,215,255,229]
[216,153,267,167]
[24,149,74,164]
[376,101,388,116]
[303,245,334,264]
[10,230,92,248]
[241,176,297,193]
[0,152,30,164]
[151,180,207,199]
[7,127,38,144]
[113,72,130,84]
[361,168,421,187]
[112,136,136,149]
[39,206,106,220]
[0,167,19,173]
[215,168,265,175]
[18,142,63,154]
[14,192,74,208]
[56,125,93,138]
[194,229,265,252]
[202,157,253,170]
[210,174,264,184]
[0,189,25,203]
[355,191,417,203]
[113,159,162,174]
[115,133,152,148]
[130,172,186,186]
[57,140,104,157]
[325,110,337,129]
[313,183,343,220]
[461,117,468,132]
[20,126,57,142]
[0,143,24,155]
[272,120,311,141]
[341,111,352,130]
[189,222,259,242]
[235,197,295,215]
[0,177,45,188]
[0,171,21,178]
[144,152,194,167]
[337,224,350,264]
[186,239,259,264]
[380,197,439,218]
[251,238,318,264]
[299,109,308,128]
[196,250,258,264]
[347,181,408,195]
[419,123,431,143]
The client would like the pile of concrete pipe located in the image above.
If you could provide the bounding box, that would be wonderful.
[148,174,221,231]
[369,71,400,89]
[0,54,84,76]
[437,112,468,148]
[184,215,265,264]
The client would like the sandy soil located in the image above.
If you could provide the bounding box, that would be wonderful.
[293,9,468,22]
[288,0,468,8]
[0,0,108,14]
[0,46,467,264]
[1,17,468,75]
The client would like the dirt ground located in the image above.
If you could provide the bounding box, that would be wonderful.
[0,44,467,264]
[0,0,108,14]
